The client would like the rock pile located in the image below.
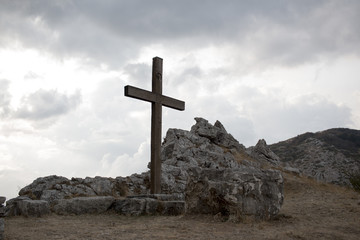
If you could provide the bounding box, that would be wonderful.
[0,196,5,240]
[6,117,284,220]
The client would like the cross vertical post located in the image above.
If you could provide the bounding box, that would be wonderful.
[124,57,185,194]
[151,57,162,194]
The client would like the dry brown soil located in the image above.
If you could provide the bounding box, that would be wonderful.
[4,173,360,240]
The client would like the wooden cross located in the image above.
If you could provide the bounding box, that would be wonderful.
[124,57,185,194]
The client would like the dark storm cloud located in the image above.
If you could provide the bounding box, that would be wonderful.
[250,0,360,65]
[14,89,81,120]
[1,0,359,68]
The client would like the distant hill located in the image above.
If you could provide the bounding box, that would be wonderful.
[269,128,360,186]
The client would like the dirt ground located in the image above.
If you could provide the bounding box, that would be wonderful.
[4,173,360,240]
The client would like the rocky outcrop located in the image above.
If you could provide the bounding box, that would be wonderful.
[270,129,360,186]
[159,118,283,219]
[5,174,150,216]
[7,117,284,220]
[289,138,358,185]
[17,175,149,204]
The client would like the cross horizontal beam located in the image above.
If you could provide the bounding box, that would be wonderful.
[124,85,185,111]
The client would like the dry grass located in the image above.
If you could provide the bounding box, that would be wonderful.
[231,149,261,165]
[4,173,360,240]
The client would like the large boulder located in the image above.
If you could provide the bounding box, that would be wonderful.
[160,118,284,219]
[185,167,283,219]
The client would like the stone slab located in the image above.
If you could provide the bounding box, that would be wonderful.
[114,195,185,216]
[53,196,115,215]
[5,196,31,217]
[17,200,50,217]
[127,194,183,201]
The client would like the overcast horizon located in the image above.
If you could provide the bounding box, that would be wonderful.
[1,0,360,200]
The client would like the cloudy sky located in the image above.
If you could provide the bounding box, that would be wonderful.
[1,0,359,199]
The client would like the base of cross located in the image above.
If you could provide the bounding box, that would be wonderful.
[113,194,185,216]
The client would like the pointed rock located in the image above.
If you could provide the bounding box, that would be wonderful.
[249,139,281,166]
